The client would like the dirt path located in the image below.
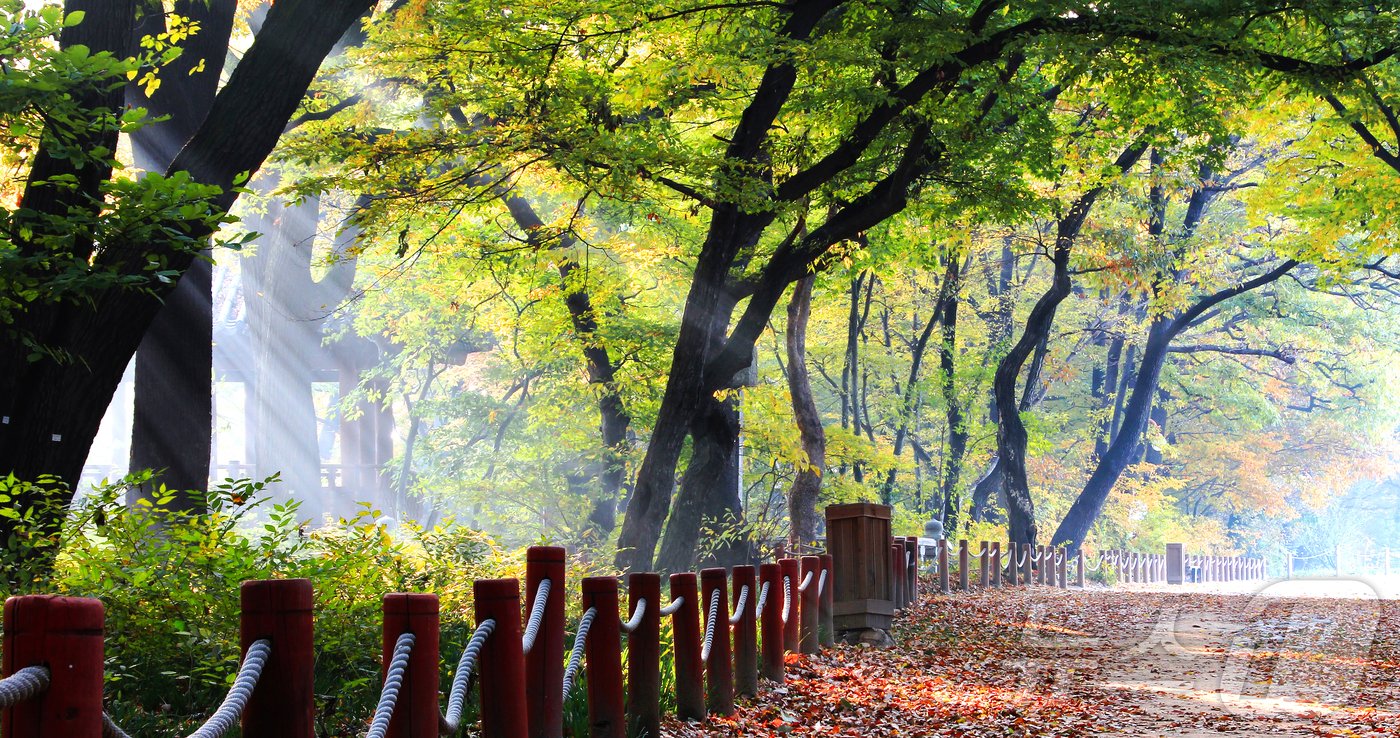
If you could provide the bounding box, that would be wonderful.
[665,583,1400,737]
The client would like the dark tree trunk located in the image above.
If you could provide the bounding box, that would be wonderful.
[879,288,937,504]
[784,276,825,547]
[936,255,967,533]
[0,0,374,566]
[994,140,1150,550]
[654,391,744,573]
[126,0,237,507]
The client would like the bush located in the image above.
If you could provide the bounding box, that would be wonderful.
[2,473,611,737]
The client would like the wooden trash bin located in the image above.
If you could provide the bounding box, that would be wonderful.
[825,503,894,637]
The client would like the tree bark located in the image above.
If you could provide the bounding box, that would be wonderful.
[126,0,239,507]
[654,390,744,573]
[784,276,825,547]
[935,255,967,533]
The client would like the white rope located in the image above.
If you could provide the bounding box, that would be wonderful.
[439,618,495,735]
[561,607,596,699]
[797,571,814,593]
[367,633,415,738]
[728,585,749,625]
[621,598,647,634]
[103,639,276,738]
[522,578,551,654]
[817,569,828,597]
[700,589,721,664]
[1030,548,1043,563]
[1016,549,1028,567]
[1085,554,1102,572]
[659,596,685,616]
[781,576,792,624]
[755,581,771,615]
[0,666,49,710]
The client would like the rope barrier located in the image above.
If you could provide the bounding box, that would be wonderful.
[755,581,771,615]
[700,589,721,664]
[1085,554,1102,572]
[1016,550,1027,567]
[1030,548,1042,563]
[781,576,792,624]
[104,639,272,738]
[621,598,647,634]
[0,666,49,710]
[562,607,597,699]
[817,569,827,597]
[521,578,551,654]
[659,596,684,617]
[797,571,814,593]
[439,618,495,735]
[728,585,749,625]
[366,633,415,738]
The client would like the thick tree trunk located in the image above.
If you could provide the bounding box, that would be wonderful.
[654,391,744,573]
[784,276,825,547]
[971,241,1016,523]
[126,0,237,507]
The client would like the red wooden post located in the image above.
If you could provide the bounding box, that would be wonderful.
[958,540,970,592]
[1076,549,1086,587]
[525,546,565,738]
[1058,548,1068,589]
[758,563,784,681]
[889,542,903,608]
[1020,543,1033,585]
[938,539,950,593]
[818,554,836,647]
[669,573,705,721]
[582,577,625,738]
[2,595,104,738]
[626,573,661,738]
[474,579,527,738]
[991,542,1003,587]
[779,558,800,652]
[903,538,918,605]
[242,579,314,738]
[383,594,440,738]
[730,566,758,697]
[699,568,733,715]
[978,542,990,588]
[799,556,820,654]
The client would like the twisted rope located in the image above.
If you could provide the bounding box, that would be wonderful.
[0,666,49,710]
[817,569,827,597]
[781,576,792,624]
[755,581,771,615]
[1085,553,1102,572]
[367,633,415,738]
[1016,549,1028,567]
[797,571,814,593]
[562,607,597,699]
[440,618,495,735]
[621,599,647,634]
[700,589,721,664]
[659,596,684,616]
[728,585,749,625]
[1030,548,1043,563]
[522,578,551,654]
[105,639,272,738]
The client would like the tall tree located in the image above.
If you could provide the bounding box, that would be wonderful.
[0,0,377,550]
